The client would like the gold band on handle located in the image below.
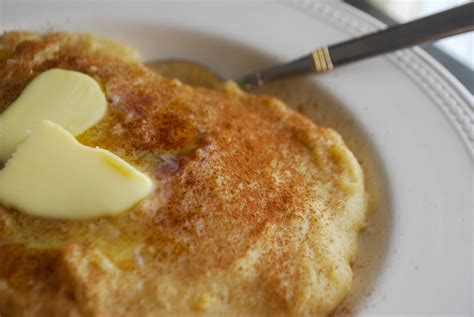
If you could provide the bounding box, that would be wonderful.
[312,47,334,73]
[323,47,333,70]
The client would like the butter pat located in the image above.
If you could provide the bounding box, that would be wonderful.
[0,121,153,219]
[0,68,107,162]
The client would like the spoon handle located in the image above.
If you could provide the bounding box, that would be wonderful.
[237,2,474,86]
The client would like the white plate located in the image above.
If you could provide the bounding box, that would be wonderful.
[2,1,473,316]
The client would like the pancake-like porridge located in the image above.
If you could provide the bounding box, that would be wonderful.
[0,32,367,317]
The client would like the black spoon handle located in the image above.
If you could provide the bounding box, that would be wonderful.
[237,2,474,86]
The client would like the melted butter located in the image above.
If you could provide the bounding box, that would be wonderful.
[0,48,11,62]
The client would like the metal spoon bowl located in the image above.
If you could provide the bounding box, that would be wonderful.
[146,59,222,89]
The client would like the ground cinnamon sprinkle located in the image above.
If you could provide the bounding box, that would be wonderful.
[0,32,367,317]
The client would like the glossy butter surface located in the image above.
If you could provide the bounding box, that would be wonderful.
[0,120,153,219]
[0,68,107,162]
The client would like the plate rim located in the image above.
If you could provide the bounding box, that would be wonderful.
[284,0,474,158]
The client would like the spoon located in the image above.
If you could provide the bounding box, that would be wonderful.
[147,3,474,89]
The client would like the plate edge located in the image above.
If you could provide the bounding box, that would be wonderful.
[284,0,474,158]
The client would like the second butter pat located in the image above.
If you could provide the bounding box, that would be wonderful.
[0,68,107,162]
[0,121,154,219]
